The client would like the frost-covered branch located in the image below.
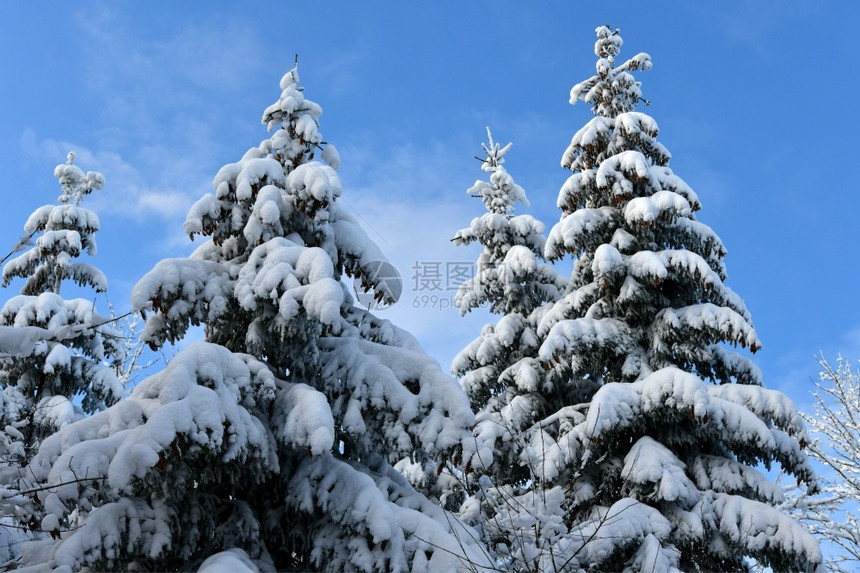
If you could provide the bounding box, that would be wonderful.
[0,232,36,268]
[783,356,860,570]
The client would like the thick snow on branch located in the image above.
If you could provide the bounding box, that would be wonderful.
[562,116,613,170]
[580,368,814,483]
[539,317,633,366]
[545,206,617,260]
[332,202,403,305]
[0,293,124,414]
[132,258,233,346]
[622,436,699,505]
[551,498,675,572]
[596,150,660,199]
[287,455,492,572]
[25,204,100,237]
[653,303,759,353]
[319,336,474,461]
[690,455,782,504]
[236,237,344,326]
[697,492,822,571]
[0,325,53,358]
[624,191,691,227]
[198,548,260,573]
[28,343,278,494]
[287,161,341,220]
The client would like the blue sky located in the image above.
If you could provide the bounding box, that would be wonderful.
[1,0,859,412]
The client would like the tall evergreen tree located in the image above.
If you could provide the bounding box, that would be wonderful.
[458,27,822,572]
[14,66,488,572]
[538,26,819,572]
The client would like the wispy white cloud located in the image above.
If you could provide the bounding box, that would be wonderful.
[314,49,371,100]
[765,321,860,412]
[692,0,820,56]
[336,136,496,368]
[20,129,201,224]
[13,6,273,255]
[73,5,266,130]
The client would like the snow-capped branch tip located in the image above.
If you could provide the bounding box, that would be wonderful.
[479,127,513,170]
[594,25,623,59]
[53,150,106,205]
[570,26,652,116]
[279,54,303,93]
[0,231,36,267]
[593,25,651,72]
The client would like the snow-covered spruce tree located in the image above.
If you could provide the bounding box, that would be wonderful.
[0,152,124,463]
[16,66,490,572]
[494,26,821,572]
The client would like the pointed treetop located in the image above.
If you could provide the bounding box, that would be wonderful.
[571,26,652,118]
[467,128,527,214]
[53,151,105,206]
[479,126,513,171]
[594,25,623,59]
[259,60,327,172]
[279,65,299,92]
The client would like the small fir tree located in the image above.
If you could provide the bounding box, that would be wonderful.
[450,131,568,567]
[14,66,489,572]
[0,153,124,461]
[0,154,124,561]
[452,127,561,317]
